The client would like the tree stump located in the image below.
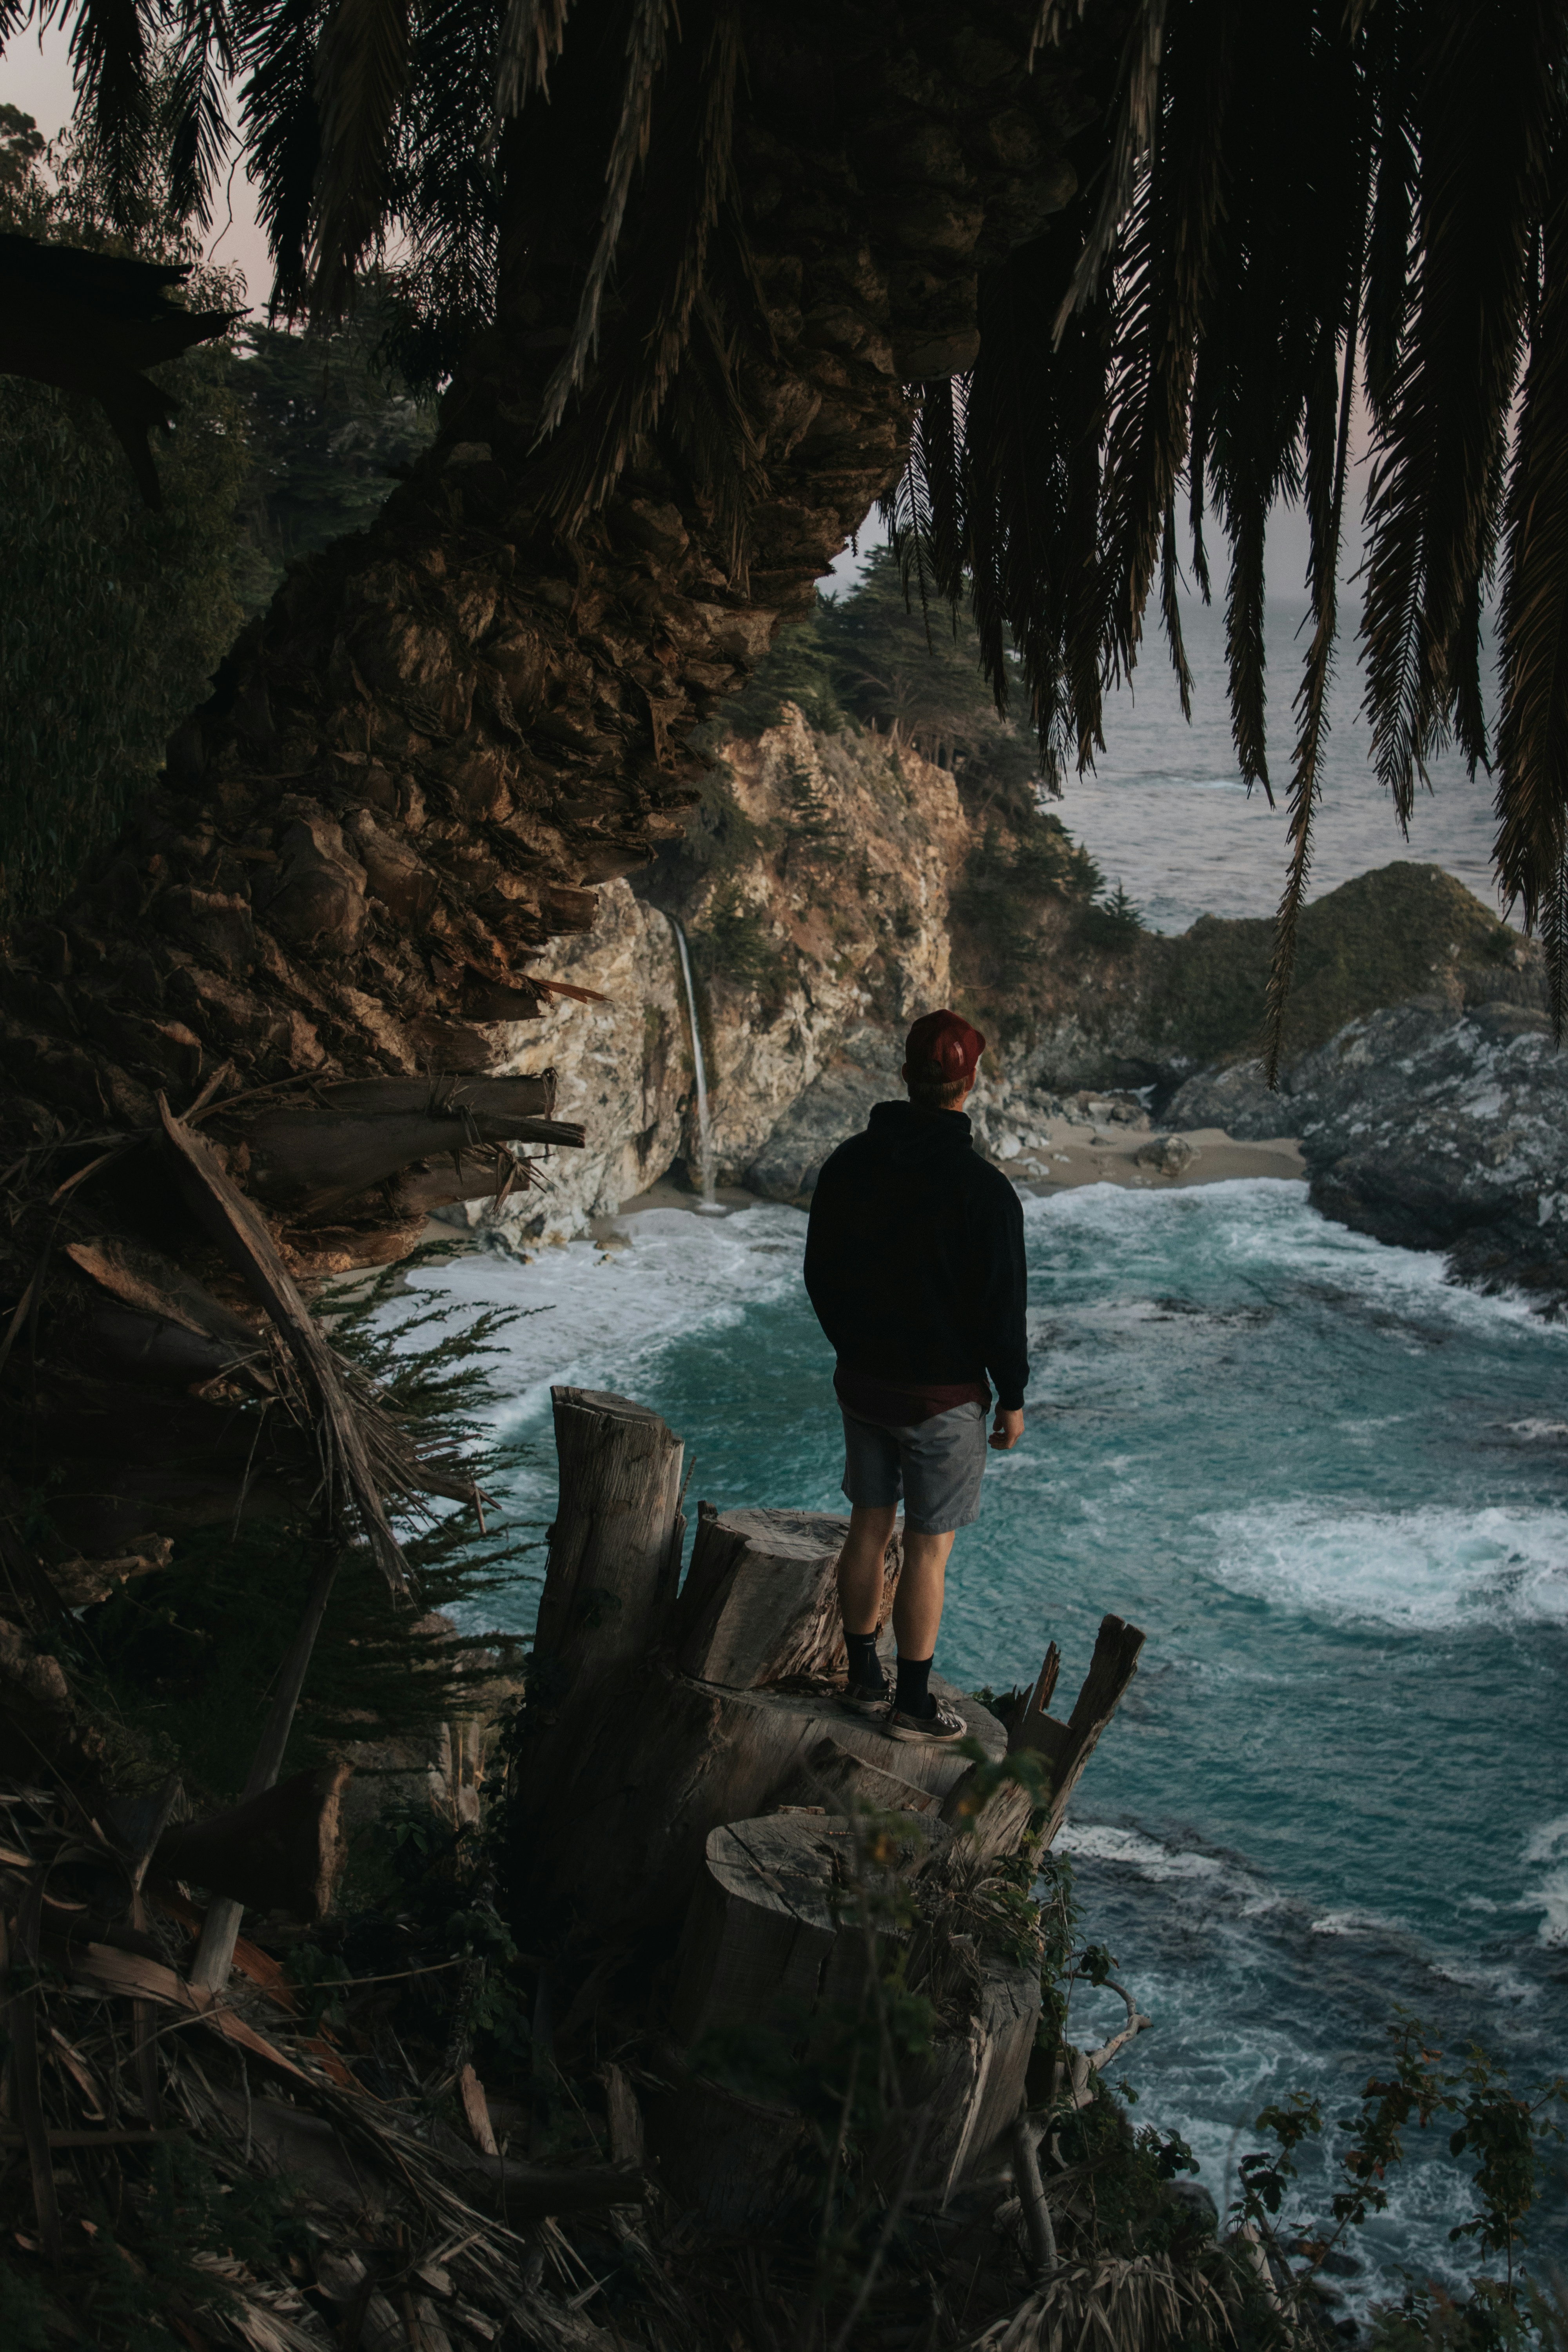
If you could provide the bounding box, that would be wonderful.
[532,1388,685,1692]
[670,1813,941,2047]
[671,1505,900,1686]
[519,1663,1000,1934]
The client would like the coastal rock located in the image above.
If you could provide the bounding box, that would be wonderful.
[1294,1000,1568,1301]
[1173,999,1568,1305]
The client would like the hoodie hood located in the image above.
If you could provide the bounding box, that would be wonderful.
[865,1098,974,1173]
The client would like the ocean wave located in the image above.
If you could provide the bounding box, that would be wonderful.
[405,1201,809,1428]
[1026,1178,1568,1343]
[1056,1820,1278,1914]
[1198,1501,1568,1631]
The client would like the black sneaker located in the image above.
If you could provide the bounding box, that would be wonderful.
[887,1699,967,1744]
[840,1674,891,1717]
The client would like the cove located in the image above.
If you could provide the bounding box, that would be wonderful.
[414,1175,1568,2298]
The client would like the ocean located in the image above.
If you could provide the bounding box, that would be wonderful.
[1037,592,1503,934]
[413,1180,1568,2301]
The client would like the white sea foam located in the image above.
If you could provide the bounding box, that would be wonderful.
[1026,1176,1568,1341]
[1522,1816,1568,1948]
[404,1201,808,1428]
[1198,1500,1568,1631]
[1057,1822,1277,1913]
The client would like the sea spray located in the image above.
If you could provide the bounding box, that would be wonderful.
[669,915,725,1213]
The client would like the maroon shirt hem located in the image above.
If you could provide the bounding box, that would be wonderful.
[834,1367,990,1427]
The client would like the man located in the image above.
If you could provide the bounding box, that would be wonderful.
[803,1009,1027,1743]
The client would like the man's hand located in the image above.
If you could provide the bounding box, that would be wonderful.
[989,1406,1024,1452]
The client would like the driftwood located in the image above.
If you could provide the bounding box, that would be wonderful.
[939,1622,1146,1867]
[672,1504,901,1686]
[244,1108,584,1221]
[151,1762,350,1923]
[533,1387,686,1691]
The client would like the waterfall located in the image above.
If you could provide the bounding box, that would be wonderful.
[669,916,725,1213]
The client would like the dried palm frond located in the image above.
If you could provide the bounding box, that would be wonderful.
[495,0,572,113]
[962,2252,1235,2352]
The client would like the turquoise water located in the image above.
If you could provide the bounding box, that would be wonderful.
[414,1179,1568,2292]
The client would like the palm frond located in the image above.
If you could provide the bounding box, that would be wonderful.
[1360,0,1419,430]
[62,0,158,219]
[535,0,674,440]
[237,0,330,314]
[1052,0,1167,344]
[1095,0,1230,695]
[536,1,748,537]
[386,0,502,388]
[1359,0,1556,822]
[309,0,412,312]
[165,0,237,227]
[495,0,572,113]
[1266,218,1365,1082]
[1495,142,1568,1032]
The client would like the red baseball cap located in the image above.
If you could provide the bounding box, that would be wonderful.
[904,1008,987,1087]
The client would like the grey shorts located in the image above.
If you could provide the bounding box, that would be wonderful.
[840,1399,989,1535]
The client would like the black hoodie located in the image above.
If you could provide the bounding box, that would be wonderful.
[802,1100,1029,1410]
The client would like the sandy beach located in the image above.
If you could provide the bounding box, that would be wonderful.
[612,1115,1304,1226]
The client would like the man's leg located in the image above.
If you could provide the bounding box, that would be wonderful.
[891,1528,957,1659]
[837,1502,898,1636]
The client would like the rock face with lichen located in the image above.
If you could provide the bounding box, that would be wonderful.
[1168,1000,1568,1305]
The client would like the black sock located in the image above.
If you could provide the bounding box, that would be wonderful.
[845,1630,885,1690]
[895,1655,935,1718]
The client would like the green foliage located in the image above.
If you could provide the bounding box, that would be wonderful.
[1076,880,1147,955]
[950,816,1103,988]
[3,2138,298,2352]
[1233,2010,1568,2337]
[698,886,791,1003]
[723,548,1051,824]
[0,112,252,927]
[236,288,438,612]
[1147,862,1516,1069]
[58,1250,535,1803]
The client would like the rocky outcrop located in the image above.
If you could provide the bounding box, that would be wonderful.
[444,706,970,1240]
[1167,999,1568,1305]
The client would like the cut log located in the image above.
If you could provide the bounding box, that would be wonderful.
[243,1109,584,1220]
[532,1387,685,1691]
[671,1812,943,2047]
[672,1505,901,1688]
[768,1734,940,1818]
[517,1660,1000,1934]
[152,1761,350,1923]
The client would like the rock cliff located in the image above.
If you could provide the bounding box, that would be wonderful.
[438,701,1555,1270]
